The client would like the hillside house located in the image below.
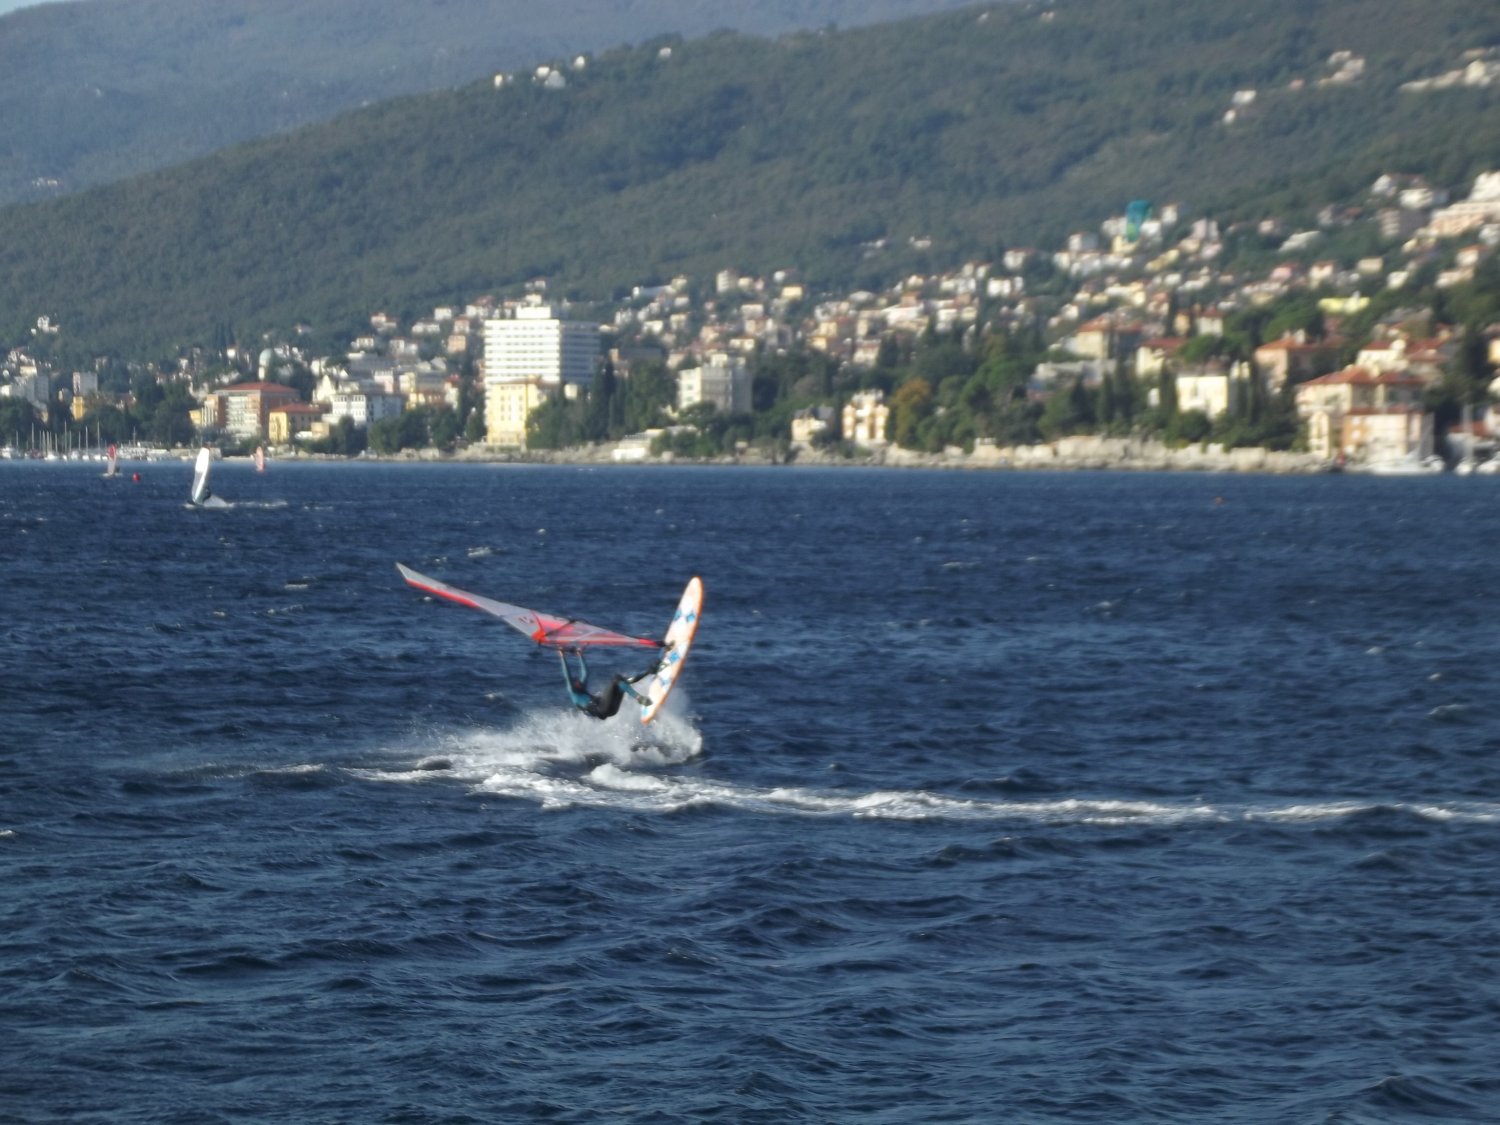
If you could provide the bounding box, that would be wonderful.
[1426,170,1500,236]
[1194,309,1227,337]
[1066,317,1134,361]
[1254,334,1338,391]
[1305,406,1433,462]
[1134,337,1187,379]
[1355,334,1454,380]
[327,389,404,430]
[1172,363,1244,419]
[842,392,889,447]
[1294,366,1426,419]
[790,407,835,447]
[1031,360,1109,399]
[677,354,752,415]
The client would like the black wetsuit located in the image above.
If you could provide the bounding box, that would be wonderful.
[583,676,629,719]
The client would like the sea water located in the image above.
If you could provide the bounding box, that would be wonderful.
[3,461,1499,1122]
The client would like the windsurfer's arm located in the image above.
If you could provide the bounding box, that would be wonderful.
[561,651,594,705]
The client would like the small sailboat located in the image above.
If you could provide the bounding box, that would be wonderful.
[101,443,120,479]
[254,445,267,473]
[1454,405,1478,475]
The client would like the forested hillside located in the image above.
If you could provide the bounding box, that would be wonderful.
[0,0,976,206]
[1,0,1498,358]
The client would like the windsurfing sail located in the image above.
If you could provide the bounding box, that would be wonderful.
[254,445,266,473]
[190,447,213,505]
[396,563,661,650]
[640,576,703,724]
[102,444,119,478]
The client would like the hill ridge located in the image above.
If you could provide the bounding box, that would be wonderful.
[0,0,1498,356]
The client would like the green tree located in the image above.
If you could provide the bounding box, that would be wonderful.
[428,405,461,450]
[1166,408,1212,445]
[0,398,38,446]
[282,363,316,402]
[888,377,933,448]
[1155,368,1179,424]
[463,382,487,443]
[1262,295,1325,342]
[1038,375,1096,439]
[316,416,367,456]
[527,395,585,450]
[81,402,133,442]
[913,325,975,385]
[1097,368,1120,429]
[146,381,197,446]
[368,415,403,454]
[1176,335,1223,364]
[585,359,619,441]
[621,361,676,433]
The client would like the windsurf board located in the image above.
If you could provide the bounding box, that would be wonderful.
[640,576,703,724]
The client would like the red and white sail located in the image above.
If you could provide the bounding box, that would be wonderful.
[396,563,660,650]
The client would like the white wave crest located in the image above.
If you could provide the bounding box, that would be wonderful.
[354,715,1500,826]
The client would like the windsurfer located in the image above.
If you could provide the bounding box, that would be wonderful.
[560,649,646,720]
[395,562,697,726]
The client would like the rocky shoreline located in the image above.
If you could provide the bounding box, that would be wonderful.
[391,434,1331,474]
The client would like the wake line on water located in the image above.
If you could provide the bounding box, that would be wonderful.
[464,780,1500,826]
[349,710,1500,826]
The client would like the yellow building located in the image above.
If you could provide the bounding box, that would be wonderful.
[485,379,555,447]
[268,402,325,445]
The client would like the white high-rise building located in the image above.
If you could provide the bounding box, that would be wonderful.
[483,305,598,445]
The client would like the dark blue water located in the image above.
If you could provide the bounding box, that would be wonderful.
[4,461,1500,1123]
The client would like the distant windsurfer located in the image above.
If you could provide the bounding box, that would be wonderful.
[559,648,648,720]
[190,442,214,506]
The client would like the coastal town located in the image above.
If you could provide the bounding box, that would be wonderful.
[5,155,1500,473]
